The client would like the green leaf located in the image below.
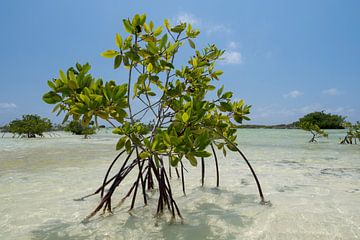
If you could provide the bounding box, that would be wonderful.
[164,18,170,29]
[47,80,56,90]
[227,143,238,151]
[143,138,151,148]
[207,85,216,91]
[115,33,122,49]
[166,42,179,53]
[125,139,132,153]
[151,136,159,150]
[79,94,90,105]
[147,63,153,72]
[219,102,232,112]
[159,34,168,49]
[194,131,210,150]
[62,113,70,124]
[193,151,212,158]
[68,70,76,81]
[139,14,147,25]
[185,153,197,166]
[68,80,77,89]
[52,103,61,113]
[222,91,233,99]
[153,26,163,36]
[192,58,198,67]
[234,114,243,124]
[101,50,119,58]
[214,70,224,76]
[170,155,180,167]
[143,23,151,33]
[114,55,122,69]
[188,39,195,49]
[182,112,189,122]
[132,14,140,27]
[217,85,224,98]
[116,136,127,150]
[139,151,151,159]
[59,70,67,83]
[43,92,62,104]
[171,23,186,33]
[163,132,171,146]
[123,19,133,34]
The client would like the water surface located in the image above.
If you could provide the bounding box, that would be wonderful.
[0,129,359,239]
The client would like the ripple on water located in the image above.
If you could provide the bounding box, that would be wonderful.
[320,167,360,177]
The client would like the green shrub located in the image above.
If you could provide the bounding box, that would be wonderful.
[297,111,346,129]
[8,114,52,138]
[64,120,96,138]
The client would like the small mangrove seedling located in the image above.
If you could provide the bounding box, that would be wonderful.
[43,14,268,222]
[64,120,97,139]
[297,120,328,143]
[340,122,360,144]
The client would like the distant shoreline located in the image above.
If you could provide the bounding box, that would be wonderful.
[239,124,298,129]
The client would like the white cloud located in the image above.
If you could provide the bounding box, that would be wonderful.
[175,13,201,26]
[174,13,231,36]
[206,24,232,35]
[228,41,238,49]
[0,102,17,109]
[322,88,341,96]
[222,51,243,64]
[283,90,303,98]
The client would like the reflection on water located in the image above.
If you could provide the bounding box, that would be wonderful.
[0,129,359,239]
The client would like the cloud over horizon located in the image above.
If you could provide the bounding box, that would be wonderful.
[0,102,17,109]
[322,88,341,96]
[174,13,201,26]
[221,41,243,64]
[206,24,232,35]
[283,90,303,98]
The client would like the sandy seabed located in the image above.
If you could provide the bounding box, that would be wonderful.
[0,129,359,239]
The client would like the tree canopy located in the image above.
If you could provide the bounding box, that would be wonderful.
[7,114,52,138]
[297,111,346,129]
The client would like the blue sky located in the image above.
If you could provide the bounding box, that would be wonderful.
[0,0,359,125]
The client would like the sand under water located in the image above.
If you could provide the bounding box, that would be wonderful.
[0,129,359,239]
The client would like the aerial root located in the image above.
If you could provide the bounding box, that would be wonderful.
[80,143,266,222]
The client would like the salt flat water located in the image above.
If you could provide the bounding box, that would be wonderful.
[0,129,359,239]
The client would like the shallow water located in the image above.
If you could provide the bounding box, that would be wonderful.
[0,129,359,239]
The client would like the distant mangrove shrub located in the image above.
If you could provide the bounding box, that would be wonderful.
[64,120,96,139]
[340,122,360,144]
[297,111,346,129]
[297,120,328,143]
[43,14,267,221]
[8,114,52,138]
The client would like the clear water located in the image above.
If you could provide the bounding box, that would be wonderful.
[0,129,359,239]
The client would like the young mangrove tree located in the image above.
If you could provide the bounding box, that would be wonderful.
[297,120,328,143]
[340,122,360,144]
[43,14,267,221]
